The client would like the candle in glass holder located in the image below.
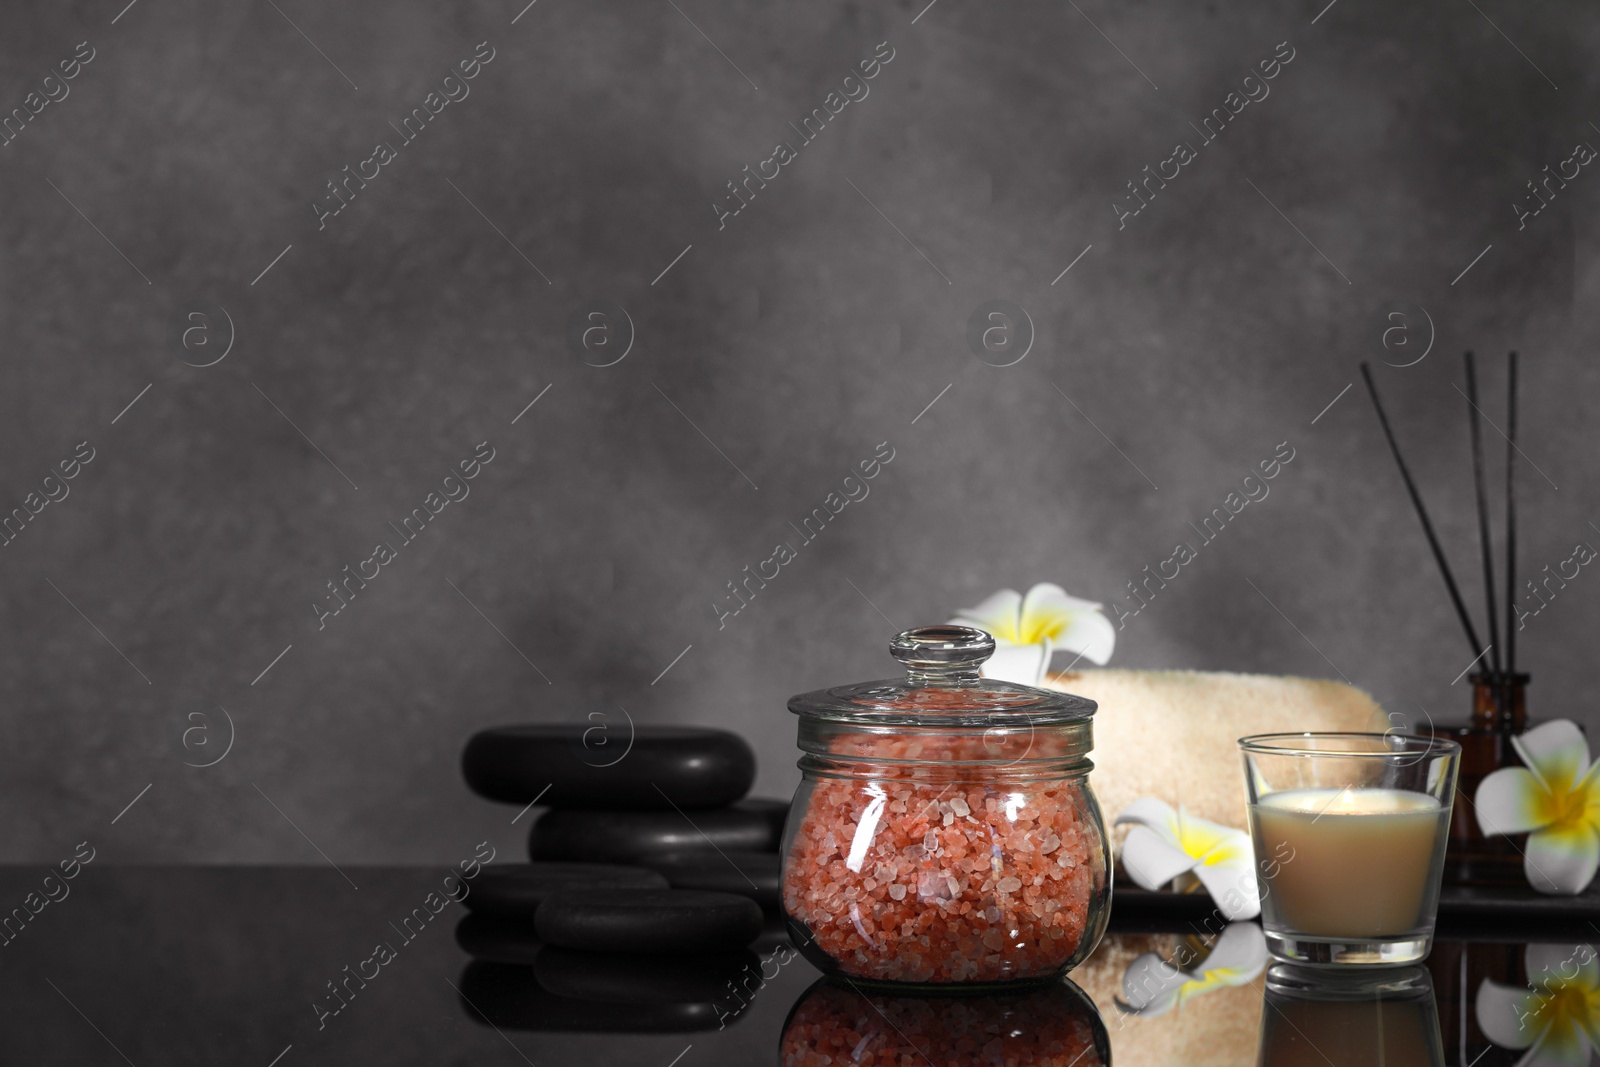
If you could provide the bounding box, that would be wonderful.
[1241,733,1458,967]
[1251,788,1449,939]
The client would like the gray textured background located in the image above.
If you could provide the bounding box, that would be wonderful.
[1,0,1596,864]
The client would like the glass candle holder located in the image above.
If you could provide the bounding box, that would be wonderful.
[1239,732,1460,968]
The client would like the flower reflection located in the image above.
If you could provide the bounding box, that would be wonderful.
[781,976,1109,1066]
[1118,921,1268,1016]
[1477,943,1600,1067]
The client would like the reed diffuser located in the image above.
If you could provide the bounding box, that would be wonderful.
[1362,352,1527,887]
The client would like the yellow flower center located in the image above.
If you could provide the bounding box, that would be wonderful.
[1535,776,1596,834]
[1015,611,1068,645]
[1526,982,1593,1038]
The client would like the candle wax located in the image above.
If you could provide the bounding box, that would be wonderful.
[1250,788,1448,939]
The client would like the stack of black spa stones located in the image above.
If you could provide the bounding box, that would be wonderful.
[455,723,788,1032]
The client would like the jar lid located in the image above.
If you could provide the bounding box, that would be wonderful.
[787,625,1098,727]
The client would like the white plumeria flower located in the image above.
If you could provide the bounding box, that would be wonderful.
[1477,943,1600,1067]
[1118,921,1268,1016]
[950,583,1115,686]
[1115,797,1262,920]
[1475,720,1600,895]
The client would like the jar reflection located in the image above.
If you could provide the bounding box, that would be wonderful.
[1259,964,1444,1067]
[781,975,1110,1066]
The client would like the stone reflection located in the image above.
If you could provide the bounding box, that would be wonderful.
[453,913,785,1032]
[1258,964,1443,1067]
[457,961,737,1033]
[780,976,1110,1066]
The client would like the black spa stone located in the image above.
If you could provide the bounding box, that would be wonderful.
[753,913,795,953]
[457,962,743,1033]
[739,795,792,842]
[461,724,755,809]
[535,889,764,953]
[462,862,668,918]
[640,850,782,914]
[454,914,544,965]
[527,801,780,863]
[534,947,760,1004]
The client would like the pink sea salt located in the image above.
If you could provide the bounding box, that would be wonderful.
[782,733,1103,984]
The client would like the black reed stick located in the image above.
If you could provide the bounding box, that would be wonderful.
[1361,363,1484,660]
[1465,352,1503,678]
[1505,351,1519,681]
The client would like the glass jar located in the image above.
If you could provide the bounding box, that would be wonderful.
[780,625,1111,990]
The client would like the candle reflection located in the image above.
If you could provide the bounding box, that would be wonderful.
[1258,964,1443,1067]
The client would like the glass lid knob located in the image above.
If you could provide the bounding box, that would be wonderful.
[890,625,994,682]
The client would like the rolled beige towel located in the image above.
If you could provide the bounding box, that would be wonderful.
[1044,669,1386,831]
